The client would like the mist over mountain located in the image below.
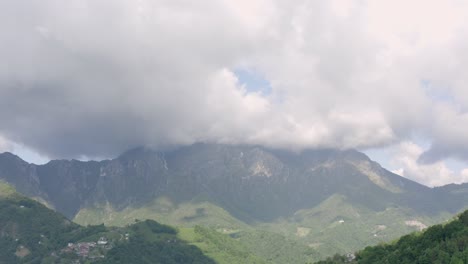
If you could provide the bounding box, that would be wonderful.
[2,1,468,184]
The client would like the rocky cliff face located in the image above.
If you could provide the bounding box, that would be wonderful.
[0,149,170,217]
[0,144,465,220]
[0,152,44,200]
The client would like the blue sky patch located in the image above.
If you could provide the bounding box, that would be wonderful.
[234,68,272,96]
[421,79,456,104]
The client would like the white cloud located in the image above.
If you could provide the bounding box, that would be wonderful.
[0,135,12,153]
[390,141,468,187]
[462,169,468,179]
[0,0,468,170]
[419,102,468,163]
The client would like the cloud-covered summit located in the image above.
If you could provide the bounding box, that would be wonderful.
[1,0,468,177]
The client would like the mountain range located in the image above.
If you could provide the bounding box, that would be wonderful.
[1,143,467,261]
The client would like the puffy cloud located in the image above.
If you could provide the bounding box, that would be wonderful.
[390,142,468,187]
[0,0,467,166]
[419,103,468,163]
[462,169,468,179]
[0,135,12,153]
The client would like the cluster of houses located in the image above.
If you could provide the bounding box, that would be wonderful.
[61,237,109,259]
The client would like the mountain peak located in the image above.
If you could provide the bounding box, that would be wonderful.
[118,146,160,160]
[0,151,27,164]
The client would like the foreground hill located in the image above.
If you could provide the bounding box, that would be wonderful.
[317,209,468,264]
[1,143,467,261]
[0,181,216,264]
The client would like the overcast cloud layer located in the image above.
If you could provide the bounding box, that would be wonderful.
[1,0,468,185]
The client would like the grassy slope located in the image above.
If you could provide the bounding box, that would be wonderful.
[177,225,323,264]
[260,194,452,257]
[317,210,468,264]
[74,197,323,263]
[235,229,322,264]
[74,194,455,263]
[74,196,248,229]
[178,226,267,264]
[0,180,16,197]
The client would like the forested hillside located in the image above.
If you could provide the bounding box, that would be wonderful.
[317,210,468,264]
[0,181,215,264]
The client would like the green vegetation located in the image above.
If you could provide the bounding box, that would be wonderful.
[74,197,248,230]
[178,224,323,264]
[316,210,468,264]
[74,198,328,263]
[0,180,16,197]
[0,182,83,263]
[95,220,214,264]
[3,144,468,264]
[74,194,454,263]
[235,229,321,264]
[0,182,215,264]
[261,194,451,258]
[178,226,267,264]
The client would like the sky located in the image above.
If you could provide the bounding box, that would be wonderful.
[1,0,468,187]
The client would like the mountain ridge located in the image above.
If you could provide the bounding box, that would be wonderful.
[0,144,464,220]
[1,143,467,260]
